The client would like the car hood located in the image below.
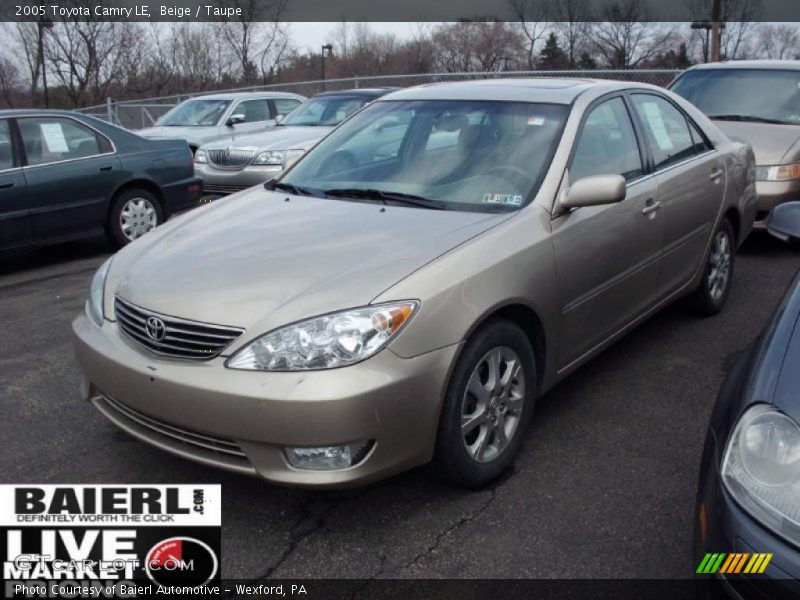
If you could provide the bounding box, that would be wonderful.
[202,126,332,152]
[137,126,208,140]
[107,189,510,337]
[713,121,800,165]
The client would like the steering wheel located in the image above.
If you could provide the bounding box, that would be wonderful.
[319,151,356,176]
[487,165,536,189]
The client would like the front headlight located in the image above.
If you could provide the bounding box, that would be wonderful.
[721,404,800,544]
[194,149,208,164]
[87,258,112,326]
[252,149,305,167]
[754,163,800,182]
[226,301,419,371]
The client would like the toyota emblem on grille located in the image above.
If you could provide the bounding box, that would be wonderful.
[145,316,167,341]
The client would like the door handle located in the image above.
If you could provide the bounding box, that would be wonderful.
[710,167,723,181]
[0,182,14,189]
[642,198,662,216]
[99,165,113,172]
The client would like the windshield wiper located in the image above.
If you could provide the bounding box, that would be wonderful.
[264,180,321,197]
[323,188,448,210]
[709,114,789,125]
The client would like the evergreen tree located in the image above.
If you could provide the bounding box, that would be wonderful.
[537,32,569,70]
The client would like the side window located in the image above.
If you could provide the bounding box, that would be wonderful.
[570,97,643,182]
[0,120,14,170]
[631,95,696,170]
[688,119,712,154]
[19,118,102,166]
[274,98,301,118]
[233,99,271,123]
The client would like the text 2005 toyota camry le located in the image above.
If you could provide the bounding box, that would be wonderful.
[73,79,757,488]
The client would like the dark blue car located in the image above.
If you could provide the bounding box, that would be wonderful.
[695,202,800,599]
[0,110,201,250]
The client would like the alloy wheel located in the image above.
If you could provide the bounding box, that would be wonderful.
[461,346,525,464]
[708,230,732,301]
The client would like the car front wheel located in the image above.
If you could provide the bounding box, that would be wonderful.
[433,319,536,488]
[107,189,164,247]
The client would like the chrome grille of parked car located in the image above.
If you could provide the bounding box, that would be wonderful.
[114,297,244,360]
[206,148,256,168]
[202,183,253,195]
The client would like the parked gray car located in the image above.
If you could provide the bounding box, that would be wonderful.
[73,79,756,489]
[195,89,395,195]
[671,60,800,229]
[137,92,305,153]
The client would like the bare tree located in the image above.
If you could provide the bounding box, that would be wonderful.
[220,0,292,84]
[508,0,549,68]
[13,23,44,104]
[550,0,594,67]
[757,24,800,59]
[591,0,676,68]
[432,21,526,72]
[0,55,21,107]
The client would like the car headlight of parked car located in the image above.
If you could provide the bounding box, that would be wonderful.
[226,301,419,371]
[252,149,305,168]
[754,163,800,182]
[194,148,208,164]
[722,404,800,544]
[87,258,112,327]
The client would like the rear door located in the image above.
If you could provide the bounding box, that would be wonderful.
[629,93,724,296]
[0,118,30,250]
[18,116,120,243]
[552,95,664,369]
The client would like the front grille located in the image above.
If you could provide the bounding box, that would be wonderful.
[115,297,244,360]
[206,148,255,169]
[97,394,253,472]
[203,183,253,195]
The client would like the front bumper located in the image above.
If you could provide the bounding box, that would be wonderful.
[72,312,458,488]
[195,162,282,195]
[694,429,800,599]
[752,180,800,230]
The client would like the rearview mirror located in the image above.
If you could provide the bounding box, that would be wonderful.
[226,114,246,127]
[766,202,800,244]
[561,174,627,209]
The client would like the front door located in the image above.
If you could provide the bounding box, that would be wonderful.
[0,119,29,250]
[552,95,664,370]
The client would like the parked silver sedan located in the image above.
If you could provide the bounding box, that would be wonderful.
[73,79,756,489]
[137,91,305,153]
[194,89,395,195]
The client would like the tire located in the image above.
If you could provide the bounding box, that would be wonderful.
[432,319,537,488]
[107,188,164,248]
[692,217,735,316]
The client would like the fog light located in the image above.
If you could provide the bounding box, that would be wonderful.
[284,441,373,470]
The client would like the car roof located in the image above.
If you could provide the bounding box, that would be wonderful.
[0,109,91,118]
[182,91,305,100]
[686,59,800,71]
[380,78,649,104]
[313,88,398,98]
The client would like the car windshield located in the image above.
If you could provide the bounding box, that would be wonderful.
[279,99,569,212]
[280,95,372,127]
[157,99,231,127]
[671,69,800,126]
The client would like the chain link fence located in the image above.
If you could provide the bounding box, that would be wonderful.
[76,70,683,130]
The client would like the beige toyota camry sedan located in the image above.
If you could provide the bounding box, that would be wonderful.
[73,79,757,488]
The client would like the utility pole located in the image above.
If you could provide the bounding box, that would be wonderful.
[37,17,54,108]
[710,0,722,62]
[320,44,333,91]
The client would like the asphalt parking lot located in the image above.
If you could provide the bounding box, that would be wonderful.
[1,229,798,582]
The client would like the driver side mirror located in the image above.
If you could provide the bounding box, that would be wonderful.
[226,114,246,127]
[766,202,800,244]
[561,174,626,210]
[274,114,285,124]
